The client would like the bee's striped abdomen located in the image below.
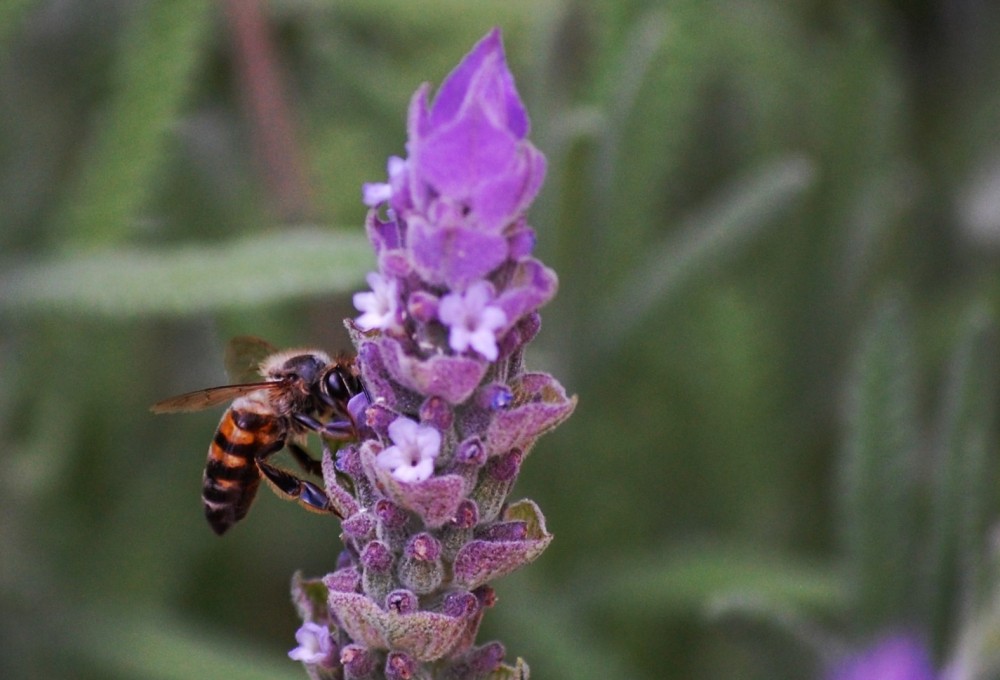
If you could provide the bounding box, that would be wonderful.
[202,406,283,535]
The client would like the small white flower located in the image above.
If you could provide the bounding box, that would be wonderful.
[438,281,507,361]
[353,271,400,332]
[376,417,441,483]
[288,622,335,667]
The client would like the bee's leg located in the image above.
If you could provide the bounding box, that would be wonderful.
[256,458,341,518]
[287,442,322,476]
[292,412,355,441]
[320,419,355,440]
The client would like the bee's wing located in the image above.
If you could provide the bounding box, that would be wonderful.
[150,382,280,414]
[225,336,279,383]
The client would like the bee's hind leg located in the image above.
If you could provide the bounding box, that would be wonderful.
[256,458,341,518]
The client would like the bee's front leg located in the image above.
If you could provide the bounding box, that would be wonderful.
[292,412,355,441]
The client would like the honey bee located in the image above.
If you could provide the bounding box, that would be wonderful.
[151,337,366,535]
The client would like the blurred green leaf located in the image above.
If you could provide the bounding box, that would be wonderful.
[840,294,921,630]
[66,602,303,680]
[591,155,815,356]
[491,572,643,680]
[0,227,372,317]
[59,0,211,247]
[925,306,998,649]
[0,0,37,53]
[594,543,844,616]
[949,582,1000,680]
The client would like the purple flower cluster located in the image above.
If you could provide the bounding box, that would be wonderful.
[289,29,575,680]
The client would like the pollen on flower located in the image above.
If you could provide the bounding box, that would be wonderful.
[288,622,337,667]
[438,280,507,361]
[375,416,442,483]
[353,271,400,332]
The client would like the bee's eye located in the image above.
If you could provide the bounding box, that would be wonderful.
[326,370,347,399]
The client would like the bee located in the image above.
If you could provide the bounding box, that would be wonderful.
[151,337,366,535]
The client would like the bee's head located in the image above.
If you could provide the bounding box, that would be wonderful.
[278,354,327,386]
[260,350,331,390]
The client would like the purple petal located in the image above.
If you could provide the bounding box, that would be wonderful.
[428,28,524,136]
[340,644,377,677]
[494,258,559,326]
[354,340,422,414]
[414,107,519,206]
[469,143,546,232]
[453,500,553,590]
[327,589,480,661]
[427,30,499,127]
[407,215,509,287]
[486,373,577,454]
[376,336,488,404]
[321,565,361,594]
[320,448,362,519]
[365,208,404,255]
[360,442,468,527]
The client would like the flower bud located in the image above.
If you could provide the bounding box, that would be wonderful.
[385,588,419,615]
[322,565,361,595]
[361,540,395,604]
[455,437,487,467]
[476,520,526,542]
[407,290,440,324]
[419,395,454,431]
[341,643,378,680]
[496,311,541,363]
[335,550,354,571]
[440,641,506,679]
[342,510,377,541]
[335,445,364,478]
[442,590,480,618]
[470,449,523,522]
[475,383,513,411]
[398,533,444,595]
[366,403,400,438]
[437,499,479,561]
[381,250,410,278]
[385,651,420,680]
[375,498,411,552]
[507,223,536,260]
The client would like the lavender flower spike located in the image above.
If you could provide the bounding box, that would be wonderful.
[290,28,575,679]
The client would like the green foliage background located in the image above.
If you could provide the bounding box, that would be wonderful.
[3,1,1000,678]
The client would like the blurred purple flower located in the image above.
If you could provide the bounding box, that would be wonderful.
[828,634,936,680]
